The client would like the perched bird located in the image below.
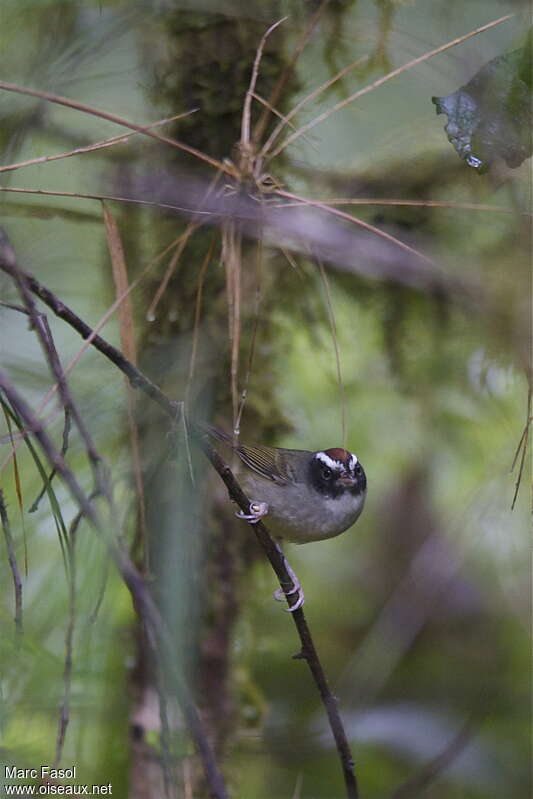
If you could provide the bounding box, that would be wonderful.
[202,424,367,610]
[203,424,367,544]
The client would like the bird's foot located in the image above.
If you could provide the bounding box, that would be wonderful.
[273,582,305,612]
[272,543,305,612]
[236,500,269,524]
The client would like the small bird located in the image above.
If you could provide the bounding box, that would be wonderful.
[203,424,367,545]
[202,424,367,610]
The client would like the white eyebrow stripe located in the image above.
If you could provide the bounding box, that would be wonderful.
[316,452,341,470]
[349,454,358,470]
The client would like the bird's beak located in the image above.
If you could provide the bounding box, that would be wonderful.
[338,475,357,487]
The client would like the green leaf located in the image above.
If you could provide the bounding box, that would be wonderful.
[432,32,532,172]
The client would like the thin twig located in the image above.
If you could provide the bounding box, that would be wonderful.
[0,185,219,218]
[146,169,223,322]
[0,81,230,174]
[241,18,288,154]
[0,110,198,174]
[260,55,369,159]
[252,0,329,145]
[272,198,526,215]
[275,188,434,264]
[147,228,196,322]
[0,489,23,635]
[0,230,189,467]
[0,262,179,420]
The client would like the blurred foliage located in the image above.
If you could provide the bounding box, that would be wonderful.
[0,1,530,798]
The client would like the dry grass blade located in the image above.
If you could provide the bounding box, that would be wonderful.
[103,204,148,562]
[0,81,230,174]
[222,224,243,432]
[103,204,137,364]
[0,186,219,217]
[276,198,524,215]
[0,110,198,174]
[251,91,301,132]
[276,188,434,263]
[252,0,330,145]
[260,55,369,159]
[146,169,223,321]
[147,226,197,322]
[241,17,288,153]
[269,14,514,159]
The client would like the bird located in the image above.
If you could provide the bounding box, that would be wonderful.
[202,423,367,609]
[202,422,367,541]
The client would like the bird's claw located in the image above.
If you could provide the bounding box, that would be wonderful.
[236,500,269,524]
[236,503,305,611]
[274,580,304,612]
[285,586,305,612]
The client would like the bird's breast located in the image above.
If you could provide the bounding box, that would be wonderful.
[240,473,366,544]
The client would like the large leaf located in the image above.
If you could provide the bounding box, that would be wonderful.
[432,33,532,171]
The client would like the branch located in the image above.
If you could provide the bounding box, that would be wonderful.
[0,254,360,799]
[0,230,178,420]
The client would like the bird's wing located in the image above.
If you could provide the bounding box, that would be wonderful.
[236,444,304,485]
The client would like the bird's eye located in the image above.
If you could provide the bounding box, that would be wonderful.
[321,466,333,480]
